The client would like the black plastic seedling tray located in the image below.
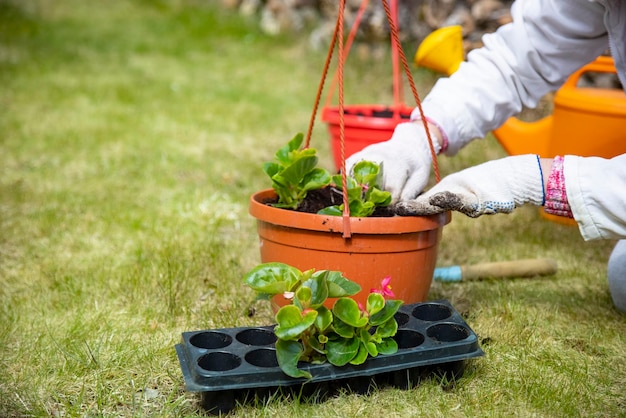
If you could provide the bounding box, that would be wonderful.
[176,300,484,414]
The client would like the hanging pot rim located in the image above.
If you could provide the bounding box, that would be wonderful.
[249,189,450,235]
[321,103,414,127]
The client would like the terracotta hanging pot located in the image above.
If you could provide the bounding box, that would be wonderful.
[249,189,451,308]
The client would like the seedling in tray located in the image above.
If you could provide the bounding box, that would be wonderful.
[243,262,403,378]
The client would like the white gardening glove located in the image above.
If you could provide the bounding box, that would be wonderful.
[395,154,546,217]
[345,122,440,203]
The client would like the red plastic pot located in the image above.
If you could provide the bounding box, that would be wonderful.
[322,104,413,171]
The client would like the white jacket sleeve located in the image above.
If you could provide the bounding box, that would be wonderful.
[565,154,626,240]
[419,0,609,155]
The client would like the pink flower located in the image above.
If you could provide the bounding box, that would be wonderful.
[370,276,395,298]
[283,291,295,300]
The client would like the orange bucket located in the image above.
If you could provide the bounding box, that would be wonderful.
[547,56,626,158]
[494,56,626,158]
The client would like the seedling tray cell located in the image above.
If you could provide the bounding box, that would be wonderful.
[176,300,483,413]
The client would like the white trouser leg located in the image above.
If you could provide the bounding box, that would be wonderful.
[607,240,626,313]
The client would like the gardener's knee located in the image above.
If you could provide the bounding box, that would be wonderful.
[608,240,626,313]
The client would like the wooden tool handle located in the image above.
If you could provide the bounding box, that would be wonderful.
[461,258,558,280]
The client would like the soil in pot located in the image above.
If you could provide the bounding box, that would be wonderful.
[267,187,397,217]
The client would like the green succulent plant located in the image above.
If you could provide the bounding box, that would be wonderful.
[318,160,392,217]
[244,262,403,379]
[263,133,331,210]
[263,134,391,216]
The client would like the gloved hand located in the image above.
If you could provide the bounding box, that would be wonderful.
[395,154,546,217]
[345,122,440,203]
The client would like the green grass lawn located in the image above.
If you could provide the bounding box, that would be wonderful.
[1,1,624,416]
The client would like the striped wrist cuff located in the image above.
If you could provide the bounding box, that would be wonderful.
[544,156,574,218]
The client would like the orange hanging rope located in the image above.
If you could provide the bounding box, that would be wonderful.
[303,0,352,238]
[304,9,341,149]
[337,0,352,238]
[390,0,404,113]
[305,0,441,239]
[323,0,370,110]
[381,0,441,182]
